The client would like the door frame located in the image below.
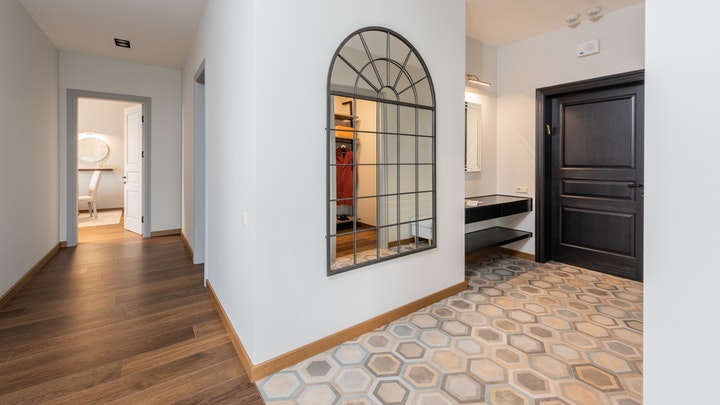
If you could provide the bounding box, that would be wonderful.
[192,62,206,264]
[66,89,152,246]
[535,69,644,263]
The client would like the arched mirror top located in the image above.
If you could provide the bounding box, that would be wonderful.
[328,27,435,108]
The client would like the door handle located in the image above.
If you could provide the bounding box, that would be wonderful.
[628,183,644,198]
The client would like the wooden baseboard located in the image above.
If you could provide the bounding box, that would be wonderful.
[388,237,417,248]
[78,207,123,213]
[150,228,181,237]
[205,281,257,381]
[465,246,536,262]
[180,232,194,258]
[0,243,60,310]
[207,279,467,382]
[498,247,535,261]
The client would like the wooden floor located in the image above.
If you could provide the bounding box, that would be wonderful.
[335,223,377,258]
[0,221,265,404]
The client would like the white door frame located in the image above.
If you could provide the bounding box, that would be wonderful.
[66,89,152,246]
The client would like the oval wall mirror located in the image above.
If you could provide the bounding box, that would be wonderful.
[78,136,109,163]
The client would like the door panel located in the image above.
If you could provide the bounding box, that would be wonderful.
[124,105,143,235]
[551,84,644,281]
[561,179,634,200]
[561,207,634,255]
[562,98,635,167]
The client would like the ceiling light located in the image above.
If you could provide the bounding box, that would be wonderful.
[114,38,131,48]
[566,13,580,25]
[587,7,603,18]
[466,74,491,87]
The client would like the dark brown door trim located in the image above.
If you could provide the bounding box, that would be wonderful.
[535,69,645,263]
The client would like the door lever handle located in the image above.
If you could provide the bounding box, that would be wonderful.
[628,183,644,198]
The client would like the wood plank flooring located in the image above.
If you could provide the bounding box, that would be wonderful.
[0,221,265,404]
[335,223,376,258]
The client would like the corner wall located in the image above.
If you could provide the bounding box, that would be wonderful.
[182,0,259,358]
[0,0,59,298]
[645,1,720,402]
[184,0,466,364]
[495,4,645,254]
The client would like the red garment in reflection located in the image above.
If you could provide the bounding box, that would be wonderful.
[336,146,353,206]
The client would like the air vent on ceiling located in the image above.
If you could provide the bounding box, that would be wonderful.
[114,38,131,48]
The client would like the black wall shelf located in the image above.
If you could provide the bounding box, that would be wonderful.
[464,194,533,255]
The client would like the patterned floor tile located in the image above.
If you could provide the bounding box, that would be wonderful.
[258,254,643,404]
[334,367,374,395]
[374,380,410,404]
[404,363,442,389]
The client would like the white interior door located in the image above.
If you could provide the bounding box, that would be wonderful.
[124,105,143,235]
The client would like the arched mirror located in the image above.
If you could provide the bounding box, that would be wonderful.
[327,27,436,275]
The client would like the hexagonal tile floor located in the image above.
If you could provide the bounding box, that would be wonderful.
[258,254,642,404]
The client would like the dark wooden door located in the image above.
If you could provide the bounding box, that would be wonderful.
[549,83,644,281]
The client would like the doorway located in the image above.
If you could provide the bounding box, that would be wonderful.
[66,90,152,247]
[535,70,644,281]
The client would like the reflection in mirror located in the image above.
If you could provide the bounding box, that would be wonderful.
[327,27,436,275]
[465,102,482,172]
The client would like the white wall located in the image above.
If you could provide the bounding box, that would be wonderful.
[78,99,139,209]
[645,1,720,403]
[182,0,258,357]
[0,0,59,297]
[495,4,645,254]
[59,52,182,237]
[183,0,466,364]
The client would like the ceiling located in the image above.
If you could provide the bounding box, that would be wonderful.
[18,0,209,69]
[466,0,644,47]
[19,0,643,69]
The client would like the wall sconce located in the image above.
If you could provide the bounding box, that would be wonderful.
[466,74,491,87]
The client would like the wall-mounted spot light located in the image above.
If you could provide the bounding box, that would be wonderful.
[114,38,131,48]
[566,13,581,27]
[466,74,491,87]
[566,6,603,27]
[587,7,603,21]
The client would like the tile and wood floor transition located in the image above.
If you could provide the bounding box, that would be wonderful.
[0,220,643,404]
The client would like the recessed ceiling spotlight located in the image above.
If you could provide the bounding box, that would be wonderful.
[566,13,580,24]
[114,38,131,48]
